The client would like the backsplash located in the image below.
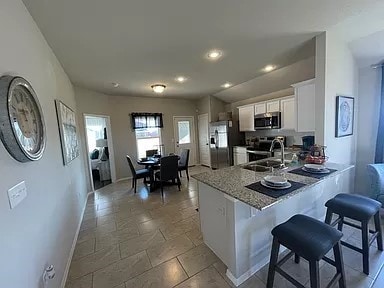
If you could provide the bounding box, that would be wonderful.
[245,130,315,147]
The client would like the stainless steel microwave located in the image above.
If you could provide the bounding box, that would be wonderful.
[254,112,281,130]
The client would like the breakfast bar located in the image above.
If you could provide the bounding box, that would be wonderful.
[192,160,354,286]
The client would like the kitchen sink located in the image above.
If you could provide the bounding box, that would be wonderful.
[242,164,272,172]
[255,159,291,168]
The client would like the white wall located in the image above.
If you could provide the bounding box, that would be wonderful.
[210,96,226,122]
[0,1,88,288]
[314,33,326,145]
[323,31,359,165]
[196,96,210,116]
[355,67,381,196]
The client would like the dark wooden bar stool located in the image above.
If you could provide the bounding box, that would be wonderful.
[267,214,346,288]
[325,193,383,275]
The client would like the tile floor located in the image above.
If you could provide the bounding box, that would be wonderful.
[65,165,384,288]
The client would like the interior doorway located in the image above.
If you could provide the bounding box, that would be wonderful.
[198,114,210,167]
[84,115,116,191]
[173,116,197,165]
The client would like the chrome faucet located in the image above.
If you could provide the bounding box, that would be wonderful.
[270,137,285,168]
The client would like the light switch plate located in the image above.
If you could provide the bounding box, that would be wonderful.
[8,181,27,209]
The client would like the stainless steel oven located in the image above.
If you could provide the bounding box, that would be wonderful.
[254,112,281,130]
[247,150,271,162]
[246,136,283,161]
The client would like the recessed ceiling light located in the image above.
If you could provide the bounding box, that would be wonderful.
[151,84,166,93]
[112,82,119,88]
[264,65,276,72]
[221,82,233,88]
[175,76,187,83]
[207,50,222,60]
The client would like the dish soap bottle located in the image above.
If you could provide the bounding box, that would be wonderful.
[291,154,299,166]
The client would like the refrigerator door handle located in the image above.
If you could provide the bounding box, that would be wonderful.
[215,130,219,149]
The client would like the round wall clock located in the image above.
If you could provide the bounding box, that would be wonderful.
[0,75,46,162]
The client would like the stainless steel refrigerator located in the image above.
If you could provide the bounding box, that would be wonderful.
[209,121,240,169]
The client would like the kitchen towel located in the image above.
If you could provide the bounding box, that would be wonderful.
[288,167,337,179]
[245,180,306,199]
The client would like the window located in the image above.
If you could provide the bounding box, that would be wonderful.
[177,121,191,144]
[135,127,162,158]
[131,113,163,129]
[131,113,163,158]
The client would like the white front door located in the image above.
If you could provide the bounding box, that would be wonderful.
[198,114,210,166]
[173,116,196,165]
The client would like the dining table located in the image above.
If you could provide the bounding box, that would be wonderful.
[136,155,180,192]
[136,157,160,191]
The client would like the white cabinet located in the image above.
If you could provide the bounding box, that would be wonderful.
[198,183,230,265]
[292,79,315,132]
[254,102,266,115]
[266,100,280,112]
[238,105,254,131]
[233,147,247,165]
[280,96,296,130]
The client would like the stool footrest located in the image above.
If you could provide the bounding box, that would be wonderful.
[370,232,379,246]
[275,266,307,288]
[343,219,376,234]
[276,251,295,267]
[326,273,342,288]
[340,232,378,253]
[341,240,363,253]
[322,256,336,267]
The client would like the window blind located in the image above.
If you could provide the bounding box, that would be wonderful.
[131,113,163,129]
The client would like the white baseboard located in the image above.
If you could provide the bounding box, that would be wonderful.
[225,246,288,287]
[60,191,91,288]
[116,177,132,182]
[226,261,265,287]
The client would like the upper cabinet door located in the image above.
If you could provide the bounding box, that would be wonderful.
[254,102,266,115]
[266,100,280,112]
[292,79,315,132]
[238,105,254,131]
[280,97,296,130]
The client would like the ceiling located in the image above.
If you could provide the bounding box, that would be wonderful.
[22,0,383,101]
[350,29,384,68]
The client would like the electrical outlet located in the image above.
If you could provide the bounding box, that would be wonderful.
[7,181,27,209]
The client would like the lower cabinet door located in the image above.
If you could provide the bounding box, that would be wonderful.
[234,152,247,165]
[198,183,229,265]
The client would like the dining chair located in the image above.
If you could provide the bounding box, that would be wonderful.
[146,149,158,158]
[126,155,151,193]
[155,155,181,197]
[178,149,190,180]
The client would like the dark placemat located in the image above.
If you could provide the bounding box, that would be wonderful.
[288,167,337,179]
[245,180,306,199]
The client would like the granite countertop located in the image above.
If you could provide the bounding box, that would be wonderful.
[192,159,354,211]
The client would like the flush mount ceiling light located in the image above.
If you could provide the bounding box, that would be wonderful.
[151,84,166,93]
[221,82,233,88]
[207,50,222,60]
[175,76,187,83]
[112,82,119,88]
[263,65,276,72]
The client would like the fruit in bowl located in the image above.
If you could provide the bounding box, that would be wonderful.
[305,155,328,164]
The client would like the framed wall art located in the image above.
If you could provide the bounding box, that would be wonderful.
[335,96,354,138]
[55,100,79,165]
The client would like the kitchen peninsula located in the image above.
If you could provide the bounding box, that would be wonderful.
[192,160,354,286]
